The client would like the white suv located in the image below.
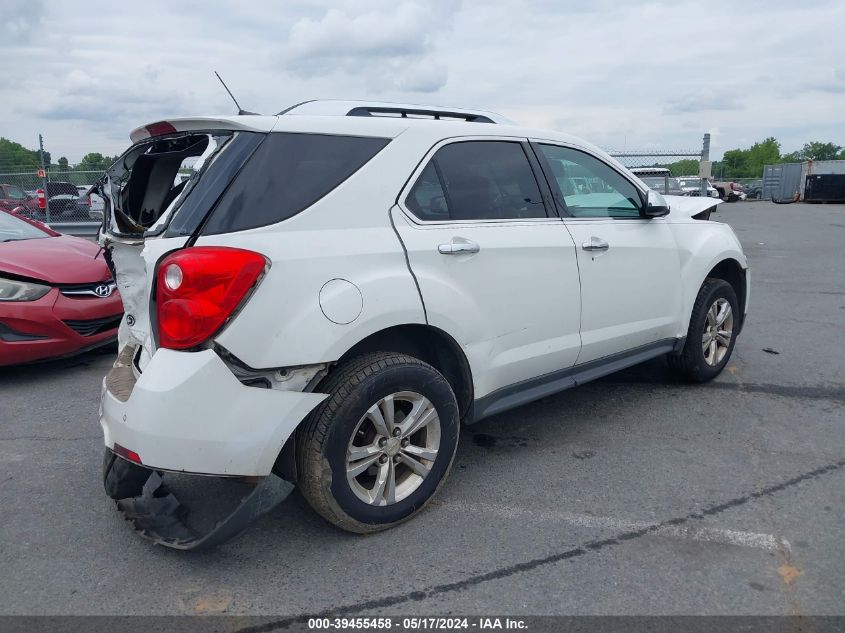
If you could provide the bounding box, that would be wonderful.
[96,101,748,549]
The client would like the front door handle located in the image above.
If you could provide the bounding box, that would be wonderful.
[438,238,480,255]
[581,236,609,251]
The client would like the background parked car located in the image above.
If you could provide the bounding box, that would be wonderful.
[77,185,105,220]
[0,210,122,365]
[630,167,684,195]
[30,182,93,220]
[711,180,746,202]
[678,176,720,198]
[0,184,40,214]
[745,180,763,199]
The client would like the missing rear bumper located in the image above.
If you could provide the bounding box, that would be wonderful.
[104,452,293,550]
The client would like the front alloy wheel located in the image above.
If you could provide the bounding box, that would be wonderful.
[702,298,734,366]
[669,278,740,382]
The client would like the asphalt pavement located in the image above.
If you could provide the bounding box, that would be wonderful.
[1,200,843,617]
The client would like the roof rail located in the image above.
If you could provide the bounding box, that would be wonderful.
[346,105,495,123]
[279,100,512,124]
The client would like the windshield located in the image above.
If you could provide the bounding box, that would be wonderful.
[0,212,50,242]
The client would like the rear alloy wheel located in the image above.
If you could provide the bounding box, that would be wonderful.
[296,352,459,533]
[346,391,441,506]
[669,278,739,382]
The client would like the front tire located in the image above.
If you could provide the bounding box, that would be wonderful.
[669,278,739,382]
[296,352,460,533]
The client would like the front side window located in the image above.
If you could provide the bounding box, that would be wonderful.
[538,145,642,218]
[406,141,546,222]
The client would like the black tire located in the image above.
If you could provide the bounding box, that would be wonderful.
[102,449,152,500]
[668,278,739,382]
[296,352,460,533]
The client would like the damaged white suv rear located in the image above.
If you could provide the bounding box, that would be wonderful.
[97,101,748,549]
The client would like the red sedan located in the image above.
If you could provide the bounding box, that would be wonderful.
[0,211,122,366]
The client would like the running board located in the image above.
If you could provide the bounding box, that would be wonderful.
[116,471,293,551]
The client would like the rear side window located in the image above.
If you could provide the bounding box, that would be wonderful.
[406,141,546,222]
[201,133,390,235]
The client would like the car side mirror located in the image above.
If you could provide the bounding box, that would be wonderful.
[643,189,670,217]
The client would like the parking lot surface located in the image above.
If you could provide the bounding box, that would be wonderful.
[1,201,843,616]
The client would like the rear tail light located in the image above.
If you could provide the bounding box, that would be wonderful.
[156,247,267,350]
[36,189,46,209]
[83,195,91,207]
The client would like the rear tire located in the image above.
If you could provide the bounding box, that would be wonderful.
[669,278,739,382]
[296,352,460,533]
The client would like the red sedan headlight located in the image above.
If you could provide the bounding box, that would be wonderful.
[0,277,50,302]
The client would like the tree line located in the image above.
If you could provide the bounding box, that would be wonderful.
[0,137,118,173]
[658,138,845,180]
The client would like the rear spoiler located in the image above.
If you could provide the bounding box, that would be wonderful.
[129,116,277,144]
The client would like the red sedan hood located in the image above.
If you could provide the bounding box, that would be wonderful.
[0,235,111,284]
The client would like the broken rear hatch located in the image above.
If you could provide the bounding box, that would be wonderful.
[97,117,292,550]
[96,117,272,370]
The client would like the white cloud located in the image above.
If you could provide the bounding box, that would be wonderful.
[287,3,439,62]
[0,0,843,163]
[0,0,44,44]
[665,93,744,114]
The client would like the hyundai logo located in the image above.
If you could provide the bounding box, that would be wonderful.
[94,284,113,298]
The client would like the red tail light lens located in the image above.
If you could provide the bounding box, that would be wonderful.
[156,247,267,350]
[36,189,46,209]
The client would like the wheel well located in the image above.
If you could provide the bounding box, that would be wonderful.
[338,324,474,419]
[275,325,474,482]
[706,259,747,327]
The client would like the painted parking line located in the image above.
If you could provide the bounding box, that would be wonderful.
[437,499,790,553]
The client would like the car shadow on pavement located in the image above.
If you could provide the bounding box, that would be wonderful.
[159,356,694,555]
[0,343,116,384]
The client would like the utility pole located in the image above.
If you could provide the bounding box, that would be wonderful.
[38,134,50,223]
[699,133,711,197]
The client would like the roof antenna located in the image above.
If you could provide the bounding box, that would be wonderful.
[214,71,257,115]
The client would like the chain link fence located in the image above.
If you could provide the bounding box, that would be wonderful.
[608,148,712,197]
[0,167,105,231]
[607,150,704,172]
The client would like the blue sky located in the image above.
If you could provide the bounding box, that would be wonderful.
[1,0,844,162]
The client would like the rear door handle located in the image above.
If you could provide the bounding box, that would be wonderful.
[581,236,609,251]
[438,238,480,255]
